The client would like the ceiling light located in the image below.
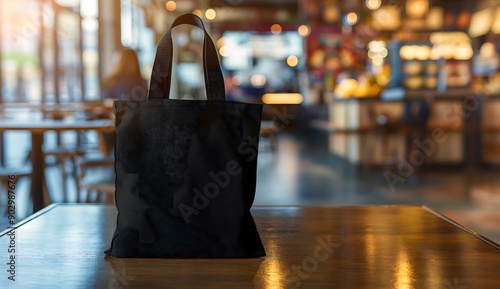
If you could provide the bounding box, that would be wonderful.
[366,0,381,10]
[345,12,359,25]
[166,1,176,12]
[205,8,216,20]
[298,25,311,37]
[271,24,282,35]
[287,55,299,67]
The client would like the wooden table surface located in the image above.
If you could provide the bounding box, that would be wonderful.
[1,204,499,288]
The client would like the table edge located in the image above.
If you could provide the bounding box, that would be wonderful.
[0,204,57,237]
[423,206,500,250]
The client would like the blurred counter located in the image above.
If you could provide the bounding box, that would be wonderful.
[317,89,500,166]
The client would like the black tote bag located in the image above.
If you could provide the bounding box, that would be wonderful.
[105,14,266,258]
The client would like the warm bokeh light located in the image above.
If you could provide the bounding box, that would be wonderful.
[366,0,382,10]
[368,41,386,52]
[469,8,494,38]
[400,45,432,60]
[372,6,401,30]
[430,32,470,44]
[166,1,176,12]
[426,7,444,29]
[480,42,497,58]
[368,48,388,60]
[219,46,231,57]
[192,9,203,18]
[231,75,243,86]
[372,57,384,66]
[323,6,340,22]
[286,55,299,67]
[454,43,474,60]
[270,24,282,35]
[298,25,311,37]
[250,74,267,87]
[262,93,304,104]
[335,78,359,98]
[416,46,431,60]
[345,12,359,25]
[406,0,429,18]
[216,37,224,49]
[54,0,79,7]
[429,32,473,60]
[205,8,217,20]
[493,7,500,34]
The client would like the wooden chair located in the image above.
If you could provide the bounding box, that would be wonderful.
[0,165,31,214]
[71,110,116,204]
[75,157,115,204]
[43,147,85,203]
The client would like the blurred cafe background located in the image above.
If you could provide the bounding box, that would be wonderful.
[1,0,500,242]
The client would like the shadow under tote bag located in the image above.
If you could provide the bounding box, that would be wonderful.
[105,14,266,258]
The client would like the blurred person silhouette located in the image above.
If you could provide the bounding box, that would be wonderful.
[91,48,148,156]
[101,48,148,101]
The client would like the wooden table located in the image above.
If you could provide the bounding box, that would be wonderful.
[0,120,114,212]
[0,204,499,288]
[1,102,113,113]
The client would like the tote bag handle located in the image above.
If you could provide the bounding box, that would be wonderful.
[148,14,226,101]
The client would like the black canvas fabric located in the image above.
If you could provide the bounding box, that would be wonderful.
[105,14,266,258]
